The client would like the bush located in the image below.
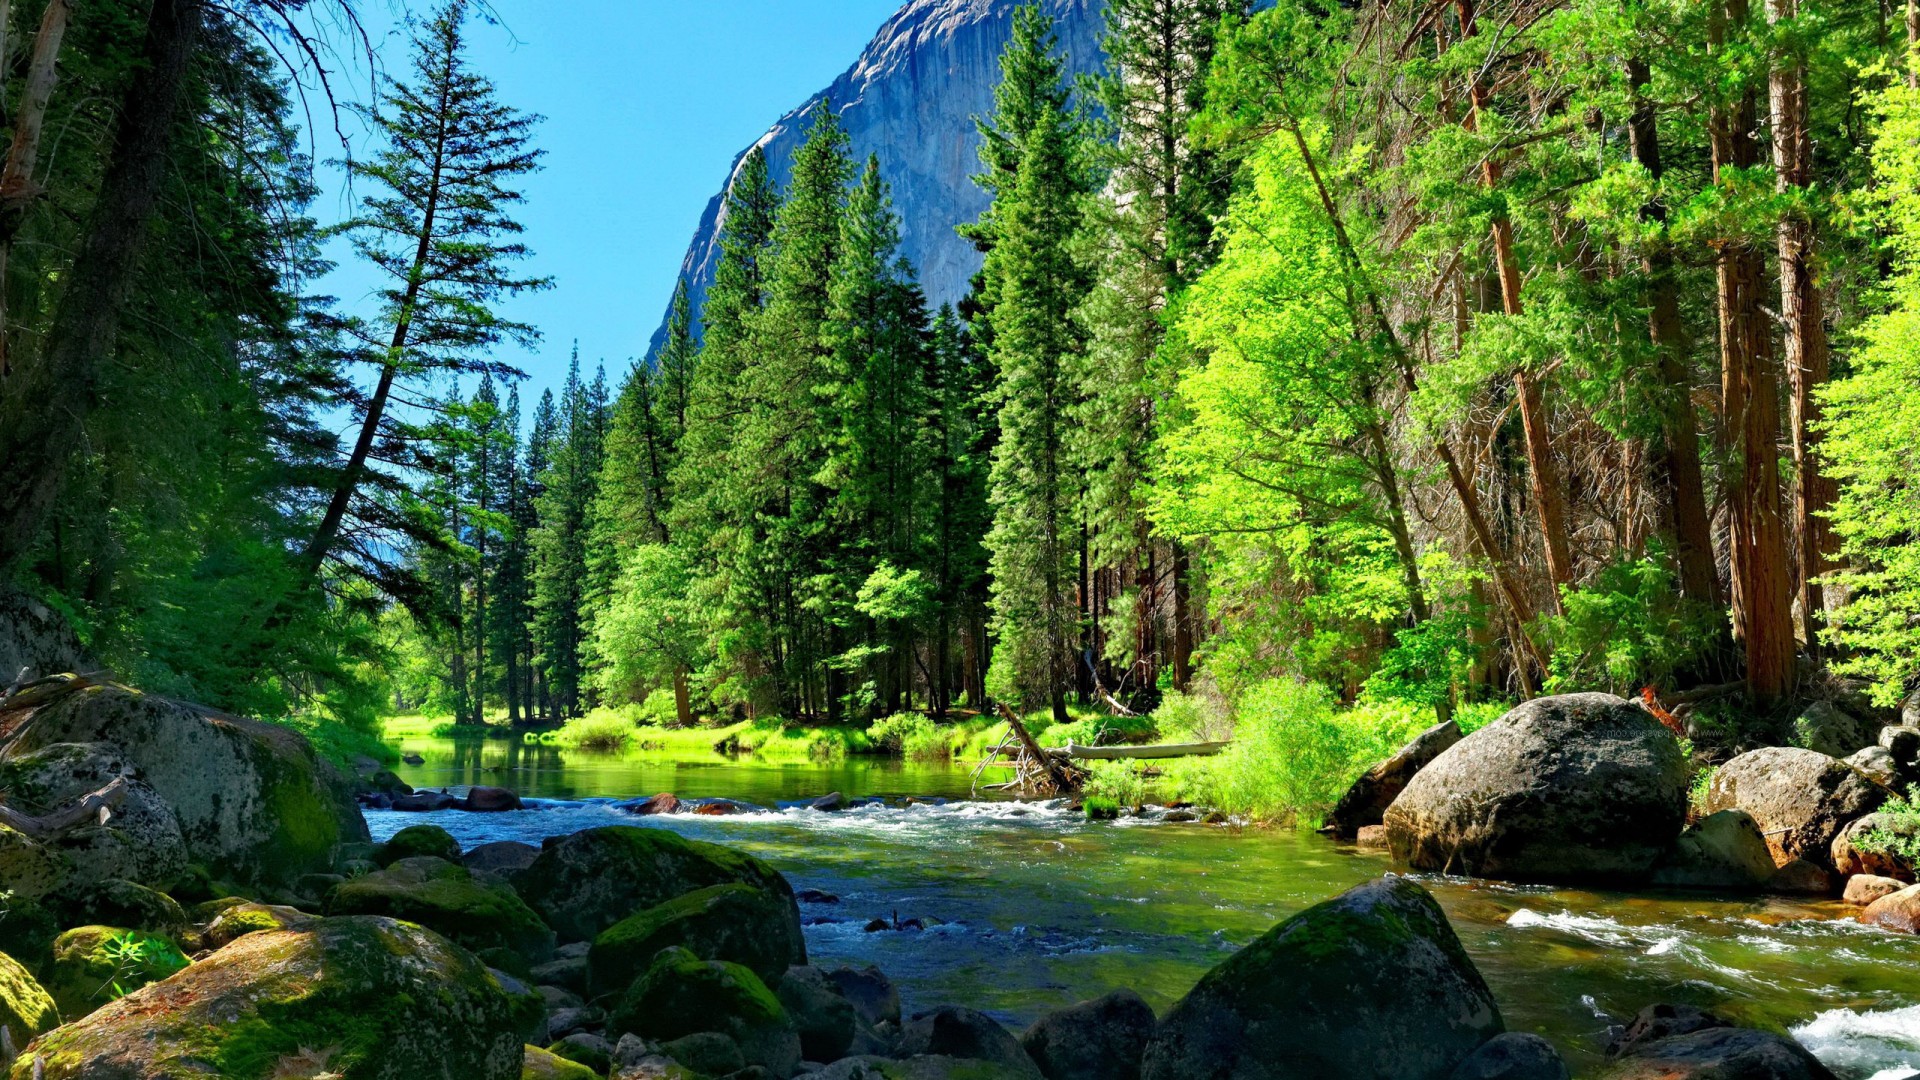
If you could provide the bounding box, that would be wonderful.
[1083,796,1121,821]
[1083,761,1150,809]
[1689,764,1719,818]
[1536,552,1722,696]
[1857,794,1920,865]
[556,712,636,753]
[869,714,951,761]
[1153,689,1232,742]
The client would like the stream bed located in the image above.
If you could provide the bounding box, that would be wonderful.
[378,732,1920,1079]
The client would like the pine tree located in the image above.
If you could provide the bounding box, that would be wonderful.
[656,278,698,450]
[926,306,994,714]
[495,385,533,723]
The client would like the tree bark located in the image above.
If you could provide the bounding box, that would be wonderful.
[0,0,203,573]
[0,0,73,372]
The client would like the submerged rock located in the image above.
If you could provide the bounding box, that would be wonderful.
[1704,746,1889,866]
[588,881,805,994]
[1449,1033,1569,1080]
[1020,989,1155,1080]
[518,825,798,943]
[1384,694,1689,884]
[326,856,556,962]
[1141,876,1502,1080]
[1601,1026,1839,1080]
[1328,719,1462,838]
[1650,810,1776,891]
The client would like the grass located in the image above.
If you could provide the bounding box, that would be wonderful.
[270,714,398,769]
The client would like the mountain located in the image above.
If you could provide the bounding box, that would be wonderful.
[648,0,1105,357]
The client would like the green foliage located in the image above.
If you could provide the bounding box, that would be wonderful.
[1855,794,1920,866]
[1689,764,1719,819]
[1536,552,1721,696]
[556,712,636,754]
[1082,796,1122,821]
[1082,762,1149,810]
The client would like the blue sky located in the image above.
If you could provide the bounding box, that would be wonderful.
[312,0,903,406]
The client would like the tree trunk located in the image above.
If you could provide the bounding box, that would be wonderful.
[0,0,202,573]
[672,666,693,727]
[0,0,73,373]
[1171,540,1194,691]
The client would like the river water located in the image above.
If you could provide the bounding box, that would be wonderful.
[376,732,1920,1079]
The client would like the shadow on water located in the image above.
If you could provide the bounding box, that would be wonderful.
[381,732,1920,1080]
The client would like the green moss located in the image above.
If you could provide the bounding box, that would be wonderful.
[588,882,799,994]
[521,826,793,943]
[326,858,554,960]
[0,950,58,1052]
[522,1044,598,1080]
[608,946,787,1042]
[45,926,189,1020]
[377,824,461,867]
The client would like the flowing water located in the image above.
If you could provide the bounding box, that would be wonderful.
[378,731,1920,1079]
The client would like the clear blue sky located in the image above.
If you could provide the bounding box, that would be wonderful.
[313,0,903,406]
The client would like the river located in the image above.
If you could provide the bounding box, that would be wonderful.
[375,731,1920,1079]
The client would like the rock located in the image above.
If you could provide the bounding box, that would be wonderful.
[377,823,462,866]
[811,792,849,812]
[1650,810,1776,890]
[691,799,761,816]
[1704,746,1890,865]
[1847,746,1902,789]
[1356,825,1389,848]
[1141,877,1502,1080]
[326,856,556,961]
[829,965,902,1030]
[467,786,524,813]
[0,950,58,1055]
[901,1007,1041,1079]
[550,1032,616,1074]
[1449,1033,1569,1080]
[0,587,86,681]
[7,683,366,887]
[1329,720,1463,837]
[613,1057,703,1080]
[1831,812,1920,881]
[607,946,802,1078]
[661,1030,746,1074]
[19,916,541,1079]
[1602,1026,1840,1080]
[1881,725,1920,769]
[524,1044,599,1080]
[778,965,861,1063]
[532,956,589,995]
[519,825,800,943]
[590,882,807,995]
[1861,882,1920,932]
[401,751,426,765]
[392,790,459,811]
[796,889,840,904]
[628,793,682,816]
[814,1058,1053,1080]
[1384,694,1689,883]
[467,840,544,883]
[43,926,189,1020]
[1020,989,1155,1080]
[0,743,188,894]
[202,902,319,949]
[1606,1004,1730,1059]
[1844,874,1907,905]
[366,769,412,797]
[1794,700,1878,759]
[59,878,188,934]
[1767,859,1833,896]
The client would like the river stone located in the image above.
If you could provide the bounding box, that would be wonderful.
[377,824,461,867]
[203,902,319,949]
[1831,812,1920,881]
[1650,810,1776,890]
[830,965,903,1029]
[902,1007,1042,1079]
[1704,747,1890,866]
[522,1044,598,1080]
[43,926,189,1021]
[1020,989,1155,1080]
[1383,694,1689,883]
[1141,876,1502,1080]
[1861,882,1920,932]
[606,946,800,1077]
[1601,1026,1839,1080]
[815,1059,1041,1080]
[1768,859,1834,895]
[1606,1004,1732,1059]
[589,881,805,995]
[466,840,542,882]
[0,743,189,895]
[778,965,862,1063]
[660,1031,745,1074]
[627,793,682,816]
[1329,720,1462,838]
[466,786,524,813]
[7,684,367,887]
[1449,1033,1569,1080]
[14,916,540,1080]
[0,950,58,1056]
[1794,700,1878,759]
[392,791,459,812]
[1844,874,1907,905]
[326,856,556,962]
[520,825,799,943]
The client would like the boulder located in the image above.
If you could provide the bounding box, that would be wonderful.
[1843,874,1907,906]
[0,588,86,681]
[1793,700,1877,759]
[606,946,801,1078]
[0,743,188,894]
[1020,989,1155,1080]
[589,882,806,995]
[1650,810,1776,891]
[1880,725,1920,769]
[7,684,367,887]
[660,1031,745,1074]
[902,1007,1041,1079]
[829,965,902,1029]
[1703,747,1889,866]
[1607,1004,1731,1060]
[1449,1033,1569,1080]
[0,950,58,1055]
[1383,694,1689,883]
[14,916,541,1080]
[1831,812,1920,881]
[1767,859,1833,896]
[519,825,799,943]
[549,1033,615,1075]
[43,926,189,1020]
[1141,877,1502,1080]
[1846,746,1902,789]
[627,793,682,816]
[203,903,320,949]
[392,791,459,812]
[812,792,850,812]
[466,786,524,813]
[326,856,556,962]
[778,965,861,1064]
[816,1058,1039,1080]
[59,878,187,935]
[523,1044,598,1080]
[1861,882,1920,933]
[1328,720,1463,838]
[1601,1026,1839,1080]
[467,840,543,882]
[377,823,462,867]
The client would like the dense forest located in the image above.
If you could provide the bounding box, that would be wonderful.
[6,0,1920,767]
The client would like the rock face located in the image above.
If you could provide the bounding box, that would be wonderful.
[1650,810,1776,890]
[1384,694,1689,883]
[13,917,541,1080]
[1704,747,1890,865]
[648,0,1103,359]
[1021,989,1156,1080]
[1328,720,1462,838]
[519,826,799,944]
[1140,876,1503,1080]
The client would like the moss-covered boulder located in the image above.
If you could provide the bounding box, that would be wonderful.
[1141,877,1503,1080]
[521,1044,597,1080]
[58,879,188,935]
[325,856,555,962]
[519,826,799,943]
[203,903,320,950]
[6,684,368,888]
[815,1059,1040,1080]
[0,951,58,1055]
[377,824,461,867]
[779,966,862,1064]
[43,926,190,1021]
[607,946,801,1077]
[12,916,540,1080]
[0,743,188,893]
[588,882,804,995]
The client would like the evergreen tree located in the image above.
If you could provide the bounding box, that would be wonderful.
[531,354,608,718]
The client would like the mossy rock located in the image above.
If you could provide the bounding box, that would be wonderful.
[376,824,461,867]
[13,916,540,1080]
[520,826,799,943]
[0,950,58,1054]
[546,1035,612,1074]
[0,895,62,970]
[325,856,555,962]
[608,947,800,1077]
[0,825,71,903]
[588,882,804,995]
[0,744,188,892]
[203,903,319,950]
[521,1044,597,1080]
[43,926,190,1021]
[188,896,251,923]
[57,879,188,935]
[813,1059,1040,1080]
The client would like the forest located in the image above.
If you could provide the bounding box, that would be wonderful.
[5,0,1920,816]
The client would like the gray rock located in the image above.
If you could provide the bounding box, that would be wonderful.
[0,587,87,683]
[1607,1004,1730,1059]
[465,840,541,878]
[519,825,799,943]
[613,1032,659,1067]
[1450,1033,1569,1080]
[1881,725,1920,769]
[1847,746,1902,789]
[1384,694,1689,883]
[1650,810,1776,890]
[0,743,187,896]
[531,957,589,995]
[1705,746,1891,865]
[902,1007,1042,1079]
[1794,700,1878,759]
[1602,1026,1839,1079]
[1020,989,1155,1080]
[1328,720,1462,838]
[828,965,902,1029]
[661,1030,746,1075]
[779,965,862,1064]
[1141,877,1503,1080]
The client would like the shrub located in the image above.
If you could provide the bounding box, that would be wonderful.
[1153,689,1232,743]
[1083,796,1121,821]
[556,712,636,753]
[1083,761,1150,809]
[869,715,950,761]
[1857,794,1920,865]
[1688,764,1719,818]
[1536,551,1722,696]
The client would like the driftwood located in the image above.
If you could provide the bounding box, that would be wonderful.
[0,775,128,838]
[1046,740,1230,761]
[990,704,1084,795]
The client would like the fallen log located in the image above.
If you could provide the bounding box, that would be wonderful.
[0,775,128,838]
[1046,740,1230,761]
